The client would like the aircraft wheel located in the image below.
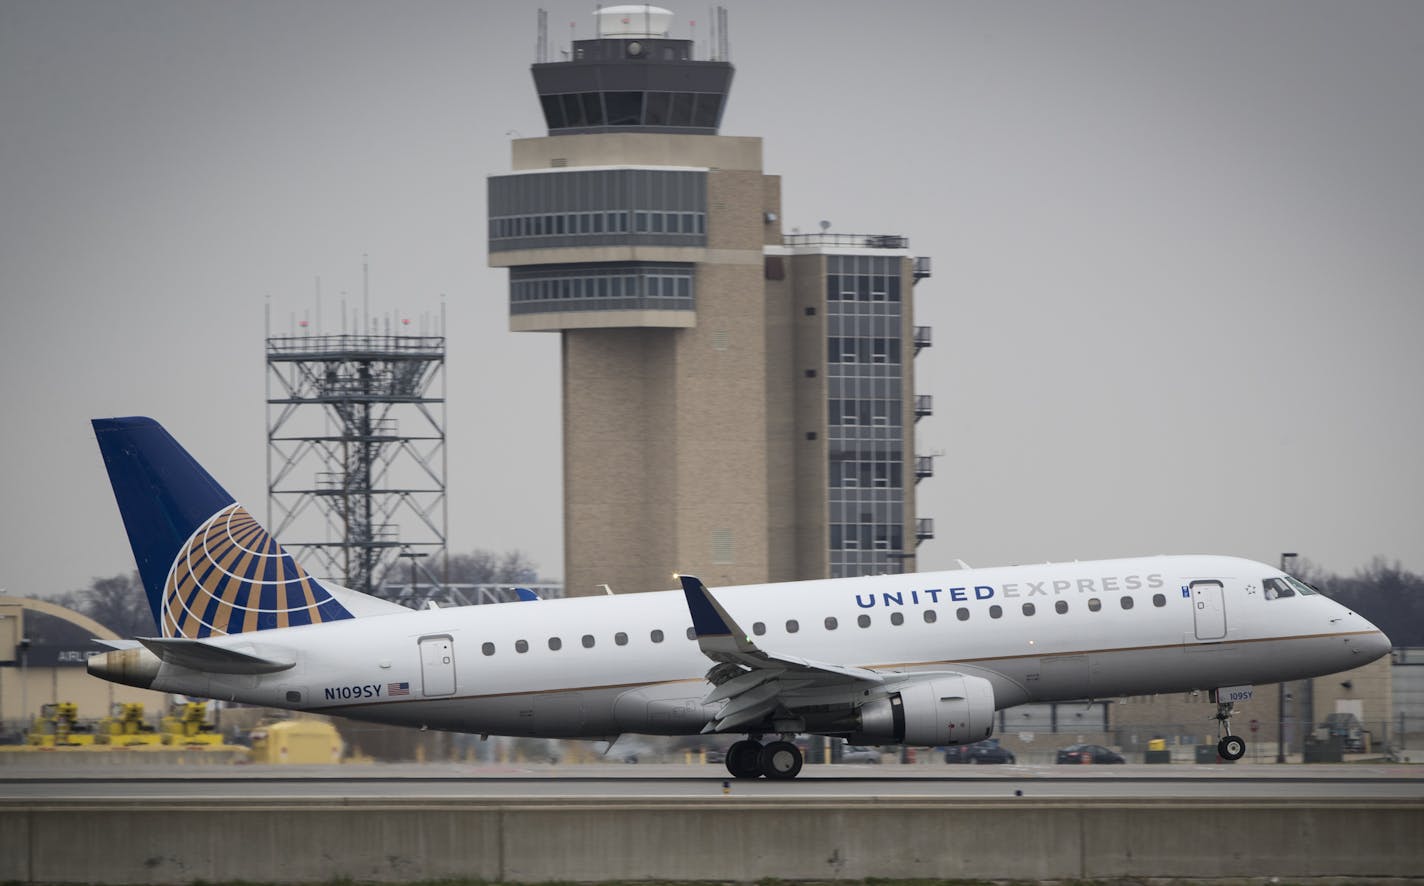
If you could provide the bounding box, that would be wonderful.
[1218,735,1246,761]
[725,739,764,779]
[759,740,803,779]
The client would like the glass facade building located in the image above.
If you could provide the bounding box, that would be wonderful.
[822,255,914,579]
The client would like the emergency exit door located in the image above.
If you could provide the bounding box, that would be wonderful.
[1190,581,1227,641]
[420,635,456,696]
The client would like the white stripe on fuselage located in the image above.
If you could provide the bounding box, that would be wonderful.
[150,555,1382,732]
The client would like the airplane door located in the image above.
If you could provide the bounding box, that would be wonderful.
[1190,581,1227,641]
[419,635,456,696]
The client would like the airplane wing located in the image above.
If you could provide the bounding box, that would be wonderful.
[680,575,889,733]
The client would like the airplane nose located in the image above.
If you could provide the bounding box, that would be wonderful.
[1348,625,1392,663]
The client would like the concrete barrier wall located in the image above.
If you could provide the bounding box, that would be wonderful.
[2,798,1420,883]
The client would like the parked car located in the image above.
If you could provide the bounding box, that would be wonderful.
[1055,743,1125,764]
[837,744,882,764]
[944,738,1017,764]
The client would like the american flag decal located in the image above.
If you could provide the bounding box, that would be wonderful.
[388,682,410,697]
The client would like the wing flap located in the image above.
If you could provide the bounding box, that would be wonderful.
[680,575,889,733]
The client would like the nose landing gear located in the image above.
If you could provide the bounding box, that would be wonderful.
[1212,694,1247,761]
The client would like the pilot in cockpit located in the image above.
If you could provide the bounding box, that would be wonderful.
[1264,575,1316,600]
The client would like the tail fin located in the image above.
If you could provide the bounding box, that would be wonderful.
[92,417,353,638]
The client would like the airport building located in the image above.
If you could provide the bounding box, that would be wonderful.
[487,6,934,596]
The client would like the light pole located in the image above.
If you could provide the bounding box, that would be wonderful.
[18,635,30,741]
[1276,552,1297,763]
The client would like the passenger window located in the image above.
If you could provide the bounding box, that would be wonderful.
[1088,598,1102,612]
[956,607,970,621]
[857,614,871,628]
[582,634,595,648]
[786,619,800,633]
[989,605,1003,619]
[650,629,664,643]
[548,637,562,651]
[1152,593,1167,607]
[1022,603,1036,616]
[614,632,628,646]
[923,610,937,624]
[1055,601,1069,614]
[890,611,905,626]
[686,627,696,640]
[753,621,766,636]
[824,617,838,630]
[515,639,529,653]
[482,642,495,656]
[1120,596,1134,610]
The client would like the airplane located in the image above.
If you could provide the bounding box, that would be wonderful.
[87,416,1392,779]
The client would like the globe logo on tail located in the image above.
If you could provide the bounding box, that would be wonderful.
[163,503,350,638]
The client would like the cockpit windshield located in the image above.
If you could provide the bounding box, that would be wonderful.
[1264,575,1318,599]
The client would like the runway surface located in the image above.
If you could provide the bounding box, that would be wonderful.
[4,762,1422,801]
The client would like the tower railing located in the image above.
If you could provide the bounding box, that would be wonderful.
[782,233,909,250]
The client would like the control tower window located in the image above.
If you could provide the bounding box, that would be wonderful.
[560,93,586,128]
[692,94,722,128]
[645,91,672,125]
[670,93,695,126]
[540,94,564,129]
[582,93,606,126]
[605,91,643,126]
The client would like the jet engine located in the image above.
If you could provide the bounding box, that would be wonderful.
[848,674,995,746]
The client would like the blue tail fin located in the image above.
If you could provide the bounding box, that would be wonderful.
[92,417,352,638]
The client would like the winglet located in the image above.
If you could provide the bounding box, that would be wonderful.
[679,575,757,656]
[513,587,540,602]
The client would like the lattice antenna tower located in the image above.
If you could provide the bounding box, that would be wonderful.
[265,299,447,600]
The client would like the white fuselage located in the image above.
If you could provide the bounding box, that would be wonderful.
[141,555,1389,741]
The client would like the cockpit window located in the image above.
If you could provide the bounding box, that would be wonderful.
[1285,575,1317,596]
[1265,576,1316,599]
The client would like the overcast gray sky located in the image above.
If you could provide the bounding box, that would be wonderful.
[2,0,1422,600]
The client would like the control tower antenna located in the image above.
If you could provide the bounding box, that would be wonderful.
[719,5,729,62]
[536,8,548,63]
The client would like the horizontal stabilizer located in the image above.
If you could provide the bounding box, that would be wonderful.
[138,637,295,675]
[92,639,143,651]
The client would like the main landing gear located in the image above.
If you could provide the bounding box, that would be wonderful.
[725,737,804,780]
[1212,694,1247,761]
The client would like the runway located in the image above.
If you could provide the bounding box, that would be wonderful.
[4,761,1421,801]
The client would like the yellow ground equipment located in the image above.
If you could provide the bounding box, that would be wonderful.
[161,701,224,747]
[247,719,344,764]
[28,702,98,747]
[96,703,163,746]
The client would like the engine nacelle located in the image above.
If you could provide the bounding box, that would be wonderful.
[849,674,996,746]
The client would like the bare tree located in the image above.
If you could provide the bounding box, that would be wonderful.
[445,549,539,585]
[81,571,154,637]
[1295,557,1423,647]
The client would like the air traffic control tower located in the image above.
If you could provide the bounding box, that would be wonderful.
[489,6,934,596]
